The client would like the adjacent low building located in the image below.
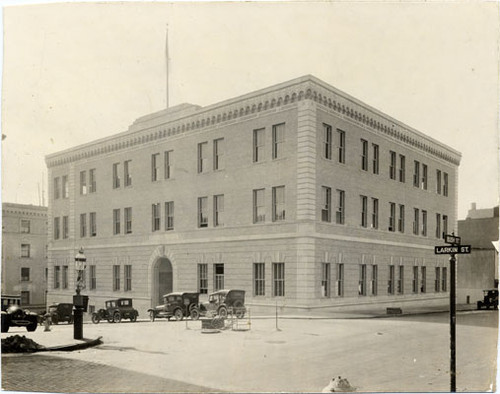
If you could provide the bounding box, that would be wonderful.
[45,75,461,315]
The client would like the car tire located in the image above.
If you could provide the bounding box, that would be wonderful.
[174,309,183,321]
[52,316,59,325]
[149,311,156,322]
[190,308,200,320]
[68,316,74,324]
[1,319,9,333]
[130,314,137,322]
[218,306,228,318]
[27,321,37,332]
[113,312,122,323]
[92,314,101,324]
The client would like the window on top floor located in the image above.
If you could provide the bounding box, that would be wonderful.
[388,202,396,232]
[253,128,265,163]
[413,208,420,235]
[372,144,379,174]
[413,161,420,187]
[389,151,396,180]
[371,198,379,229]
[80,171,87,195]
[421,164,428,190]
[272,123,285,160]
[443,215,448,236]
[151,154,160,182]
[62,175,69,198]
[62,216,69,239]
[272,186,285,221]
[89,212,97,237]
[54,177,60,199]
[89,169,97,193]
[360,195,368,227]
[361,139,368,171]
[80,213,87,238]
[21,267,30,281]
[165,202,174,231]
[322,186,332,222]
[253,189,265,223]
[213,138,224,171]
[198,197,208,228]
[198,142,208,173]
[324,124,332,160]
[422,210,427,236]
[152,203,161,231]
[443,173,449,196]
[398,204,405,233]
[54,217,60,240]
[124,160,132,187]
[336,190,345,224]
[337,129,346,164]
[20,219,30,234]
[113,209,121,235]
[399,154,406,182]
[113,163,121,189]
[125,207,132,234]
[164,150,173,179]
[214,195,224,227]
[435,213,441,239]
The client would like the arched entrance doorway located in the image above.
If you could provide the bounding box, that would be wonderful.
[153,257,173,305]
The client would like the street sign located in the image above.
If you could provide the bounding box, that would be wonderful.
[434,245,471,255]
[444,234,461,245]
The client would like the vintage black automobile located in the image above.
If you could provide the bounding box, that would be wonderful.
[199,289,246,318]
[1,304,39,332]
[148,292,200,321]
[48,303,73,324]
[92,298,139,324]
[477,289,499,310]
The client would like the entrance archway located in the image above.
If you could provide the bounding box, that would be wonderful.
[153,257,173,305]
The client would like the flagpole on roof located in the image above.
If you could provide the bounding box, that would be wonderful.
[165,24,169,109]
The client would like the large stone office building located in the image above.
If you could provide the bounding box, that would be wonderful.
[45,75,461,314]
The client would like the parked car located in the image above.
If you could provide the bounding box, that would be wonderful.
[1,295,21,312]
[48,303,73,324]
[477,289,498,310]
[199,289,246,318]
[92,298,139,324]
[1,304,38,333]
[148,292,200,321]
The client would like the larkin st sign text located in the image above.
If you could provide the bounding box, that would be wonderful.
[434,245,472,255]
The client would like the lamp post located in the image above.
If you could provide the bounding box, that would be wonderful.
[74,248,87,340]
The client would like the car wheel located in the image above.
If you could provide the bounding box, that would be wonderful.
[27,321,37,332]
[174,309,183,321]
[130,314,137,322]
[149,311,156,322]
[218,306,228,318]
[234,302,245,319]
[107,315,114,323]
[68,316,74,324]
[113,312,122,323]
[190,308,200,320]
[52,316,59,325]
[1,319,9,333]
[92,314,101,324]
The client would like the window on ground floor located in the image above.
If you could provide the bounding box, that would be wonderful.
[321,263,331,297]
[113,265,120,291]
[214,264,224,291]
[254,263,265,296]
[371,264,378,296]
[198,264,208,294]
[337,263,344,297]
[359,264,367,296]
[273,262,285,297]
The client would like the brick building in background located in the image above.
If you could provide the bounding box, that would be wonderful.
[457,203,499,305]
[45,75,461,315]
[2,203,48,312]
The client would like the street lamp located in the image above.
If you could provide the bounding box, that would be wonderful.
[73,248,88,340]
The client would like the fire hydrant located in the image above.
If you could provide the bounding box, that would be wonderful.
[43,313,51,332]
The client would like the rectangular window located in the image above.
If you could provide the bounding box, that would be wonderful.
[435,267,441,292]
[272,186,285,222]
[124,265,132,291]
[389,202,396,232]
[151,154,160,181]
[337,263,344,297]
[113,265,120,291]
[80,171,87,195]
[413,161,420,187]
[89,169,96,193]
[360,195,368,227]
[436,170,442,194]
[324,124,332,160]
[421,266,427,293]
[54,217,60,240]
[361,139,368,171]
[62,265,68,289]
[398,204,405,233]
[165,202,174,231]
[399,154,406,182]
[124,160,132,187]
[422,210,427,236]
[113,163,121,189]
[214,195,224,227]
[62,216,69,239]
[21,244,30,258]
[214,263,224,291]
[389,151,396,180]
[113,209,121,235]
[89,265,97,290]
[443,215,448,236]
[413,208,420,235]
[254,263,265,296]
[21,267,30,281]
[90,212,97,237]
[443,173,449,196]
[253,189,265,223]
[442,267,447,291]
[359,264,367,296]
[372,143,379,174]
[152,203,161,231]
[436,213,441,238]
[422,164,428,190]
[198,264,208,294]
[54,266,60,289]
[124,207,132,234]
[336,190,345,224]
[198,142,208,173]
[21,291,30,305]
[321,186,332,222]
[412,266,419,293]
[253,128,265,163]
[371,265,378,296]
[62,175,69,198]
[272,262,285,296]
[54,177,60,199]
[198,197,208,228]
[80,213,87,238]
[337,129,346,164]
[164,150,173,179]
[371,198,379,229]
[388,265,395,295]
[272,123,285,159]
[20,219,30,234]
[321,263,331,297]
[397,266,404,294]
[213,138,224,170]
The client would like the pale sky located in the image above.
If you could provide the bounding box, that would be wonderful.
[1,1,499,220]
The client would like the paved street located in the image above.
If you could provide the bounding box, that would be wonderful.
[2,310,497,392]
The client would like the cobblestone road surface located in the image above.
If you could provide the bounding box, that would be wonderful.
[2,354,219,393]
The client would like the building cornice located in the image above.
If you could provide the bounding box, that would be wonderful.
[2,203,48,218]
[45,75,461,168]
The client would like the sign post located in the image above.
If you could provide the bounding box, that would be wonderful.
[435,234,471,392]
